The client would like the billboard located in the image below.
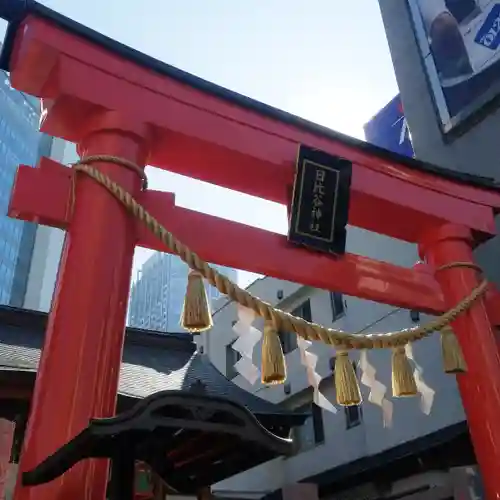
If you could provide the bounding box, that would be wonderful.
[407,0,500,132]
[364,95,414,157]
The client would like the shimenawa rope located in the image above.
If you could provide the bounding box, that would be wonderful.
[70,155,487,404]
[70,156,487,351]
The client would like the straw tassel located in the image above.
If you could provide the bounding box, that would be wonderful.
[261,319,286,385]
[180,269,213,333]
[391,345,418,397]
[440,326,467,373]
[334,350,362,406]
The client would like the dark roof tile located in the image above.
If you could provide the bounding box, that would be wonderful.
[0,307,298,420]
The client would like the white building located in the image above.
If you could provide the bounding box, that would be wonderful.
[200,227,479,500]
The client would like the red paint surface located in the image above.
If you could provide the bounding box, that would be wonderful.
[4,11,500,500]
[419,225,500,500]
[9,159,446,313]
[13,113,151,500]
[485,286,500,327]
[9,15,500,243]
[11,159,500,319]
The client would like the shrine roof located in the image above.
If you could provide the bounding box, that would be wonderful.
[0,0,499,193]
[0,306,303,427]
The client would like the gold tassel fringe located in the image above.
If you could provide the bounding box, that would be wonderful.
[391,345,418,397]
[180,269,213,333]
[261,320,286,385]
[440,327,467,373]
[334,350,361,406]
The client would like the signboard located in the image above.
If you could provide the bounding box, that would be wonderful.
[364,95,414,157]
[407,0,500,132]
[0,420,14,500]
[408,0,500,132]
[288,145,351,255]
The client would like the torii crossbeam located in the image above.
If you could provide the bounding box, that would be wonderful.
[2,2,500,500]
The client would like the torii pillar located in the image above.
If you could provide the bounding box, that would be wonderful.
[11,115,151,500]
[3,4,500,500]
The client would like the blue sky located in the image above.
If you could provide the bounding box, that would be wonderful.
[6,1,399,286]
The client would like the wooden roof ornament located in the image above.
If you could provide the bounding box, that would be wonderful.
[1,1,500,499]
[21,391,294,499]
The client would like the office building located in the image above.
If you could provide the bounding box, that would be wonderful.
[128,251,239,333]
[0,69,41,307]
[22,137,69,313]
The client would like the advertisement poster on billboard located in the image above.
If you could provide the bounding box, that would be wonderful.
[408,0,500,132]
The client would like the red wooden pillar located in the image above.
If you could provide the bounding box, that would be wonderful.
[419,223,500,500]
[14,111,151,500]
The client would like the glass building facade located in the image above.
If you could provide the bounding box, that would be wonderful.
[0,70,42,306]
[128,252,238,333]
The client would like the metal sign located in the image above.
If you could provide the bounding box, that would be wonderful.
[288,145,351,255]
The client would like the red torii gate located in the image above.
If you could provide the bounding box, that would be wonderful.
[2,2,500,500]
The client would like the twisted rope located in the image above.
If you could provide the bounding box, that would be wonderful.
[72,158,488,350]
[77,155,148,189]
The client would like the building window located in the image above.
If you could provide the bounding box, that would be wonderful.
[278,300,312,354]
[344,405,362,429]
[344,362,362,429]
[278,329,297,354]
[293,300,312,322]
[330,292,345,321]
[294,403,325,452]
[410,310,420,323]
[225,340,241,380]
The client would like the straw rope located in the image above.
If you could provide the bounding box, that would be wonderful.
[71,156,488,350]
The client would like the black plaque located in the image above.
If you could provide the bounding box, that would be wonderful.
[288,145,351,255]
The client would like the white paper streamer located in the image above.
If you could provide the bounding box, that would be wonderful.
[406,344,435,415]
[234,357,260,385]
[232,305,262,385]
[297,337,337,413]
[359,350,393,427]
